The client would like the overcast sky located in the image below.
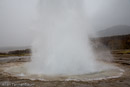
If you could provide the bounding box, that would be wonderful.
[0,0,130,47]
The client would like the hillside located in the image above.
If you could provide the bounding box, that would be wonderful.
[98,25,130,37]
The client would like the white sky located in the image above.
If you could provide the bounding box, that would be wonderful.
[0,0,130,47]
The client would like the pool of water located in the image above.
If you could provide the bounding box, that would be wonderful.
[1,62,124,81]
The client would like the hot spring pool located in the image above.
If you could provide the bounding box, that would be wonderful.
[1,63,124,81]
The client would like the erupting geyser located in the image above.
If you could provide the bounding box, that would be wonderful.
[25,0,114,75]
[2,0,124,81]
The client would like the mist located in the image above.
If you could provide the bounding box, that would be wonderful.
[0,0,130,47]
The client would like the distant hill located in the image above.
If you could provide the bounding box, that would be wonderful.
[98,25,130,37]
[0,46,31,52]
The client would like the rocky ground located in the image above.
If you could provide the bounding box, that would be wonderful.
[0,54,130,87]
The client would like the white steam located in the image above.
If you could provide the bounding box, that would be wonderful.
[26,0,114,75]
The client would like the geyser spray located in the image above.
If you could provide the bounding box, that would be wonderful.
[26,0,113,75]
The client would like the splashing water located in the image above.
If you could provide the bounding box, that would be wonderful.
[25,0,114,75]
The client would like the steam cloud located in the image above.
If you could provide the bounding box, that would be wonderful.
[25,0,114,75]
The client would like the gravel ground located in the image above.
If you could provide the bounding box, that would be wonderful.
[0,54,129,87]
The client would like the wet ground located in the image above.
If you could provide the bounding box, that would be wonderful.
[0,54,130,87]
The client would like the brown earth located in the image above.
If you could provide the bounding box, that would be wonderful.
[0,53,130,87]
[92,34,130,50]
